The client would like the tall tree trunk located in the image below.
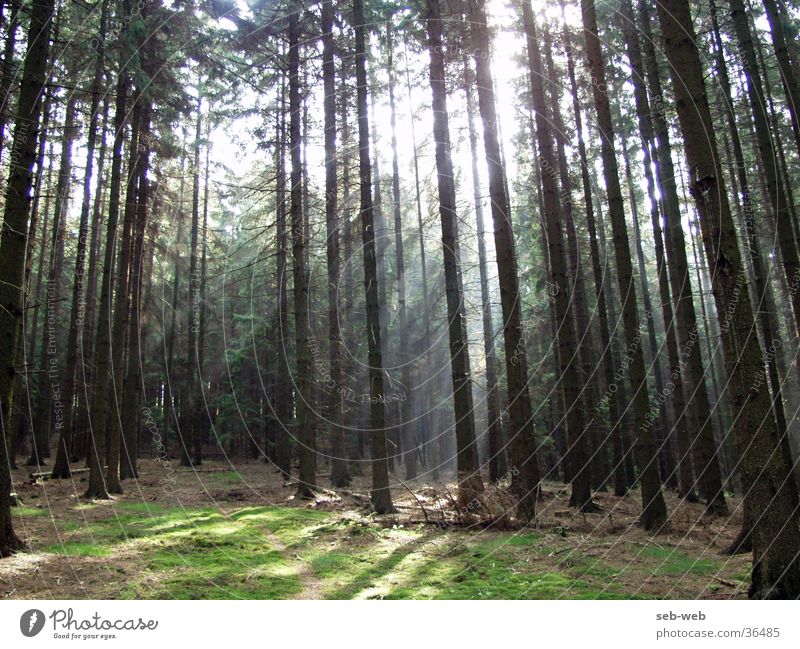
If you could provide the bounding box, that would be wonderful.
[618,128,676,490]
[368,66,396,473]
[657,0,800,599]
[426,0,484,503]
[0,0,55,555]
[186,95,202,466]
[273,64,292,478]
[542,21,609,493]
[13,85,52,468]
[323,1,350,489]
[385,24,417,483]
[164,157,186,464]
[353,0,394,514]
[105,99,145,494]
[467,0,539,520]
[405,37,431,479]
[463,54,504,483]
[522,3,593,511]
[560,10,626,495]
[73,94,111,462]
[86,33,130,498]
[199,122,210,456]
[120,103,151,481]
[30,94,79,466]
[52,0,109,478]
[581,0,667,529]
[0,0,20,163]
[289,9,316,499]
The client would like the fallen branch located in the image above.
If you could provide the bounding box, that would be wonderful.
[29,467,93,481]
[713,576,738,588]
[177,468,241,474]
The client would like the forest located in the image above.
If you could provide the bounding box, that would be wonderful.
[0,0,799,602]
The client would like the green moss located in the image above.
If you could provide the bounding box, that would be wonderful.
[43,542,112,557]
[30,501,739,599]
[229,506,331,546]
[13,506,47,517]
[638,546,721,576]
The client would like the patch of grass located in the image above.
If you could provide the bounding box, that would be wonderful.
[386,553,627,600]
[638,546,722,576]
[41,505,311,599]
[113,502,170,515]
[13,506,47,517]
[230,506,331,546]
[193,471,245,485]
[43,542,112,557]
[306,527,628,600]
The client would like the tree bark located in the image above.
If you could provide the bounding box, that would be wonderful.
[289,9,316,499]
[560,9,626,495]
[86,34,130,498]
[426,0,484,503]
[52,0,109,478]
[581,0,667,529]
[353,0,394,514]
[323,1,350,489]
[463,54,504,483]
[0,0,56,555]
[523,3,594,510]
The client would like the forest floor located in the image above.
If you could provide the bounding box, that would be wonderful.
[1,458,751,599]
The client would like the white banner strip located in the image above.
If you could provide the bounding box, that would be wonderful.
[1,600,798,648]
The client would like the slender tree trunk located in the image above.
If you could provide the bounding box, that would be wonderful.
[120,103,151,481]
[353,0,394,514]
[385,25,417,483]
[541,22,609,493]
[581,0,667,529]
[273,64,292,478]
[323,1,350,489]
[368,66,396,473]
[164,158,186,464]
[426,0,484,503]
[52,0,109,478]
[289,10,316,499]
[186,95,202,466]
[618,130,674,487]
[404,37,431,479]
[468,0,539,520]
[30,94,79,466]
[105,99,145,495]
[86,35,130,498]
[523,3,593,511]
[463,55,504,483]
[708,0,792,523]
[560,10,626,495]
[0,0,20,163]
[729,0,800,343]
[198,120,210,455]
[13,85,52,468]
[74,94,111,462]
